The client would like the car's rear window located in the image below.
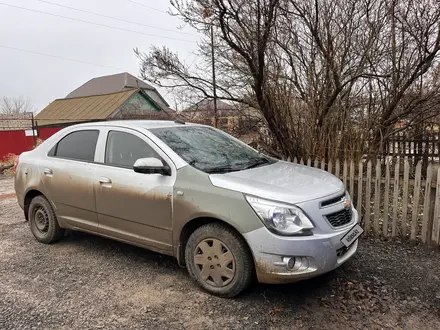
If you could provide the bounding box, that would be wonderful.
[52,130,99,162]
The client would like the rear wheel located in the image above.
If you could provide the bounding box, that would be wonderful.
[185,223,254,298]
[29,195,64,244]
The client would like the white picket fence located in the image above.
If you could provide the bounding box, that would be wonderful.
[290,157,440,246]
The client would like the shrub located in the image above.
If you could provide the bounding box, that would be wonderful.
[0,153,18,176]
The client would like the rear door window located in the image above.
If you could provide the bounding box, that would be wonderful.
[105,130,160,168]
[53,130,99,162]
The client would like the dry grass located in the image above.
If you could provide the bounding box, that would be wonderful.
[0,138,43,177]
[0,153,18,177]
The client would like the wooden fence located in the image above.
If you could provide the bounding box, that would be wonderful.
[289,157,440,246]
[386,135,440,160]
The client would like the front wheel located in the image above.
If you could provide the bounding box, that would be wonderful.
[185,223,254,298]
[29,195,64,244]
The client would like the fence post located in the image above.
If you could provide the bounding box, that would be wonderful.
[314,158,319,168]
[401,158,410,239]
[321,159,325,170]
[357,160,363,219]
[422,163,433,244]
[349,160,355,198]
[365,160,372,234]
[383,161,390,238]
[411,161,422,242]
[431,167,440,245]
[343,160,348,187]
[328,159,333,174]
[35,120,39,142]
[307,158,312,167]
[31,112,36,147]
[392,160,400,238]
[374,160,381,236]
[335,159,340,178]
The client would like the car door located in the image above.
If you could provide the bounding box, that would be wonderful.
[94,127,175,253]
[39,128,100,232]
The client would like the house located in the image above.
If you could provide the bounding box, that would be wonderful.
[36,72,174,127]
[183,99,243,120]
[181,98,266,144]
[182,99,263,133]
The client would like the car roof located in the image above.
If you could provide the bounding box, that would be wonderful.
[68,120,203,130]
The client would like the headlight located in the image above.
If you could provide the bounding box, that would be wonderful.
[245,195,314,235]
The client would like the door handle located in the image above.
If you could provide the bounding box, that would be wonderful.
[99,177,112,184]
[43,168,53,175]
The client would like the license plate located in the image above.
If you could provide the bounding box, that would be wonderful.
[340,224,364,248]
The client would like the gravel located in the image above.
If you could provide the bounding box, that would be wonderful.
[1,176,440,329]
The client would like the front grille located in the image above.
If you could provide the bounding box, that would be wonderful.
[321,193,345,208]
[326,208,352,227]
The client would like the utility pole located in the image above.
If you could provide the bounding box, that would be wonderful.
[211,24,218,128]
[204,5,218,128]
[31,111,36,147]
[25,111,36,147]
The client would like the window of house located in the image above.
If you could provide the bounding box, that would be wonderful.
[105,130,159,168]
[53,130,99,162]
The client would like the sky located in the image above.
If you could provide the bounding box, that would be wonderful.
[0,0,201,112]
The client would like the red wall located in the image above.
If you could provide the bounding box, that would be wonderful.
[0,127,62,160]
[39,127,63,140]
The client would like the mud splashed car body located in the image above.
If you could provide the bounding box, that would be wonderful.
[14,120,361,297]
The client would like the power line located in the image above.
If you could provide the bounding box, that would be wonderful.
[126,0,169,14]
[34,0,196,36]
[0,2,197,43]
[0,44,128,70]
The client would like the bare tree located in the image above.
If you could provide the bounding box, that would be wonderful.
[136,0,440,160]
[0,96,34,115]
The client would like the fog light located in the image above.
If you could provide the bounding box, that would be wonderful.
[282,257,296,270]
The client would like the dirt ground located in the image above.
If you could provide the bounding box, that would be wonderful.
[1,176,440,330]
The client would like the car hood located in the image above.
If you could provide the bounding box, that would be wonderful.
[209,161,345,204]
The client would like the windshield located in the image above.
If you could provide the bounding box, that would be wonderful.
[150,126,275,173]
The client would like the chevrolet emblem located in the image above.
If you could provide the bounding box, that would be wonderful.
[343,199,351,210]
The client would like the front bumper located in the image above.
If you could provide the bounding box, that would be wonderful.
[243,208,359,284]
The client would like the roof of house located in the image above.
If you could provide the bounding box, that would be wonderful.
[35,89,139,126]
[64,72,169,108]
[66,72,155,99]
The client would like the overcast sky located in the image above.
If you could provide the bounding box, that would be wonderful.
[0,0,200,112]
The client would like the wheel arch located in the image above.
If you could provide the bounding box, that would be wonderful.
[23,189,45,221]
[177,217,255,269]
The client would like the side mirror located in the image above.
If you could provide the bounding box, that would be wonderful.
[133,157,171,176]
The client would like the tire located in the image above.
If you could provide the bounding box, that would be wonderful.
[29,195,64,244]
[185,223,254,298]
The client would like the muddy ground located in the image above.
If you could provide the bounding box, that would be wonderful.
[1,176,440,329]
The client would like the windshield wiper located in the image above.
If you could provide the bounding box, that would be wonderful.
[205,165,239,174]
[187,160,197,167]
[242,158,270,170]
